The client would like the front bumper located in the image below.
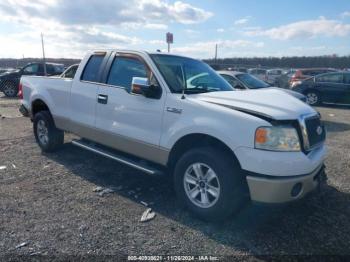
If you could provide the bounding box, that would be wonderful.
[246,164,325,204]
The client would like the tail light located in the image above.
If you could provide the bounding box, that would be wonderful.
[18,82,23,99]
[290,70,301,83]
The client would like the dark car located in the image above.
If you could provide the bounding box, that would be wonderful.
[218,70,306,102]
[293,72,350,106]
[0,62,64,97]
[0,68,16,74]
[289,68,338,88]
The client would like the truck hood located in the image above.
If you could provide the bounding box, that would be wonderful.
[195,89,316,120]
[269,87,306,101]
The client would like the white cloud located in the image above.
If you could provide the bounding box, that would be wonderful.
[0,0,212,26]
[144,23,168,30]
[234,16,251,25]
[0,0,212,57]
[149,39,164,45]
[245,17,350,40]
[171,40,264,58]
[217,28,225,33]
[341,11,350,18]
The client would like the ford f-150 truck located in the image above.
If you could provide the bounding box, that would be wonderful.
[20,50,327,221]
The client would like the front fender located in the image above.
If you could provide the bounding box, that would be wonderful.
[160,100,270,152]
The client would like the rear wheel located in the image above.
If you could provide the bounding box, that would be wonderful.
[33,111,64,152]
[174,147,247,222]
[305,91,321,106]
[2,81,18,97]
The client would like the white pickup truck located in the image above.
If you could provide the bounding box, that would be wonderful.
[20,50,327,221]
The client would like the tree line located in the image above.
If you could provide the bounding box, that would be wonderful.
[204,55,350,69]
[0,58,81,69]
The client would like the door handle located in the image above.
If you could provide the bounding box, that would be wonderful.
[97,94,108,104]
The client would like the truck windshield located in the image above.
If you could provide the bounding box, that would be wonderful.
[236,73,270,89]
[150,54,234,94]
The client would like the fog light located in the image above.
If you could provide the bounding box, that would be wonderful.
[291,182,303,197]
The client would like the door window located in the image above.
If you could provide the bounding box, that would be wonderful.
[107,57,148,90]
[221,74,241,88]
[316,73,343,84]
[81,55,105,82]
[62,65,78,79]
[23,64,39,74]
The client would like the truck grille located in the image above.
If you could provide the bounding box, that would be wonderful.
[304,116,326,149]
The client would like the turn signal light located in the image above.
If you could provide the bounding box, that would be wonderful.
[255,128,268,144]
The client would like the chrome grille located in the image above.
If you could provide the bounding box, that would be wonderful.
[305,116,326,149]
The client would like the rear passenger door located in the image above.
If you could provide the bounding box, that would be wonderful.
[315,73,346,103]
[94,53,166,164]
[69,52,110,137]
[343,73,350,104]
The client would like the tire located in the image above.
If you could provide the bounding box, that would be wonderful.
[33,111,64,152]
[2,81,18,97]
[174,147,247,222]
[305,90,321,106]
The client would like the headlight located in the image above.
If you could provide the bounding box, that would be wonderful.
[291,81,302,88]
[255,126,301,152]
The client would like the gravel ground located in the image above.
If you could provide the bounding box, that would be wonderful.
[0,95,349,260]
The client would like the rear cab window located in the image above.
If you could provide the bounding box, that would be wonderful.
[81,54,106,82]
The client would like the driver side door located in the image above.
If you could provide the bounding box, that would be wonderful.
[94,53,166,164]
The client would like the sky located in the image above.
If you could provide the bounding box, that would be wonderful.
[0,0,349,59]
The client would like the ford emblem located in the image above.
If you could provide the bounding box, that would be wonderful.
[316,126,323,135]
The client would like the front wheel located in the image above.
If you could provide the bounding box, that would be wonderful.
[33,111,64,152]
[305,91,321,106]
[174,147,247,222]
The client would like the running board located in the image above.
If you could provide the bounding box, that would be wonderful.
[71,139,163,176]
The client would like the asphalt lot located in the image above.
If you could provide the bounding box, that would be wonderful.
[0,94,349,259]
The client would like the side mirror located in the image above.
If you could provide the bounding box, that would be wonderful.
[131,77,150,95]
[131,77,161,99]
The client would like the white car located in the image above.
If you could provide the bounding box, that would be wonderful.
[19,50,327,221]
[247,68,267,81]
[265,69,284,85]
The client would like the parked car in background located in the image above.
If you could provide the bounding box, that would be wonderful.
[293,72,350,105]
[60,64,79,79]
[218,71,306,102]
[289,68,338,89]
[275,69,296,89]
[247,68,267,81]
[0,68,16,75]
[236,67,248,73]
[265,69,283,85]
[0,62,64,97]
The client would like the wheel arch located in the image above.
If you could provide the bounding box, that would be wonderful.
[167,133,241,171]
[31,99,52,118]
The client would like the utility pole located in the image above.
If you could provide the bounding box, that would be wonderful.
[214,44,218,64]
[41,33,47,76]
